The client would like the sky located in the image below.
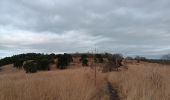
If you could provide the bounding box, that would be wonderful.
[0,0,170,59]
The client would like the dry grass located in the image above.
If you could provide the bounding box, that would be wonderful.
[0,61,170,100]
[0,64,23,75]
[0,68,108,100]
[108,62,170,100]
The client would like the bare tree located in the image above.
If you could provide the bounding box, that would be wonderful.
[135,56,141,63]
[125,56,133,60]
[102,54,123,72]
[135,56,146,63]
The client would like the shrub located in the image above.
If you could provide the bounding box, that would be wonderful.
[23,61,37,73]
[103,54,123,72]
[80,54,88,62]
[135,56,146,63]
[94,54,104,63]
[13,59,24,69]
[36,58,50,71]
[125,56,133,60]
[79,54,88,66]
[94,58,97,63]
[65,53,73,63]
[112,54,123,67]
[57,54,73,69]
[0,53,58,67]
[82,58,88,66]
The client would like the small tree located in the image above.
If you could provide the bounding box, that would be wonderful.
[80,54,88,66]
[57,55,66,69]
[112,54,123,67]
[134,56,139,63]
[82,58,88,66]
[65,53,73,63]
[23,61,37,73]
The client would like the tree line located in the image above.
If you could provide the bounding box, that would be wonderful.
[0,53,125,73]
[2,52,168,73]
[0,53,73,73]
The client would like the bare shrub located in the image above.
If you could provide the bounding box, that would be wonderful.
[102,54,123,72]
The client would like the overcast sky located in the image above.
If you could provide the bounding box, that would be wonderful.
[0,0,170,58]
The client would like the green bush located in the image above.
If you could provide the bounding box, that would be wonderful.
[23,61,37,73]
[79,54,89,66]
[82,58,88,66]
[14,59,24,69]
[36,58,50,71]
[0,53,58,67]
[57,54,73,69]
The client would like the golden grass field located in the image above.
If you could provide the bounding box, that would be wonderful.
[108,62,170,100]
[0,61,170,100]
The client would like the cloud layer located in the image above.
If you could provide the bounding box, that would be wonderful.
[1,0,170,58]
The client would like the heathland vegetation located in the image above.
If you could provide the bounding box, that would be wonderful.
[0,53,170,100]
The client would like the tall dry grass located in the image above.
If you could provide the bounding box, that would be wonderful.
[108,62,170,100]
[0,68,108,100]
[0,62,169,100]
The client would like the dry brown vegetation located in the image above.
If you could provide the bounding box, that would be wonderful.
[108,62,170,100]
[0,60,170,100]
[0,68,109,100]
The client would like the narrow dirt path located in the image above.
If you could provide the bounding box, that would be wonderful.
[107,82,120,100]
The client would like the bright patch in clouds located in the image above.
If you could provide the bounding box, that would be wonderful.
[0,27,110,57]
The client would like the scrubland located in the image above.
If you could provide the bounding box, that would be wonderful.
[0,67,108,100]
[0,61,169,100]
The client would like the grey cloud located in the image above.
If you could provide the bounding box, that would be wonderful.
[0,0,170,58]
